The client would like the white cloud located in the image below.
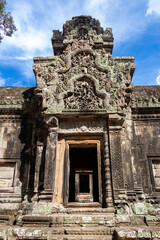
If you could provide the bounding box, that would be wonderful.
[146,0,160,15]
[156,74,160,85]
[12,81,23,87]
[2,0,150,59]
[4,28,50,53]
[84,0,148,43]
[86,0,108,10]
[14,56,33,60]
[1,0,83,66]
[0,73,5,86]
[1,0,53,60]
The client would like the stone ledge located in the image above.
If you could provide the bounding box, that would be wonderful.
[22,216,52,227]
[0,227,159,239]
[114,227,160,239]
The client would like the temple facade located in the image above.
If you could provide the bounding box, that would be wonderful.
[0,16,160,239]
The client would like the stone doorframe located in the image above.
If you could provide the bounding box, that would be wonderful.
[53,117,114,212]
[53,139,102,207]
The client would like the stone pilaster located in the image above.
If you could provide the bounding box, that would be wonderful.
[108,114,125,201]
[33,141,43,201]
[40,116,58,201]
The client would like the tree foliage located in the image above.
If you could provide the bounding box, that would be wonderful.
[0,0,16,42]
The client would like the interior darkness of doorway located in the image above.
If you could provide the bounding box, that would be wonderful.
[69,147,99,202]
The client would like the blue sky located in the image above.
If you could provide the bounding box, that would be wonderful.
[0,0,160,86]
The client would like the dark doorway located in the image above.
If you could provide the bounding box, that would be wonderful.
[68,147,99,202]
[79,174,90,193]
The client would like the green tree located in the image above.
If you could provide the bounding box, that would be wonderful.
[0,0,16,42]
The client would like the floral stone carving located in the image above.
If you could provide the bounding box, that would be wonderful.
[33,16,135,114]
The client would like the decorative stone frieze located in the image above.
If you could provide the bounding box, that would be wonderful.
[59,118,107,133]
[132,85,160,108]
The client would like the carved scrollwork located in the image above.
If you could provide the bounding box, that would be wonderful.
[59,119,106,133]
[72,51,94,68]
[45,116,58,128]
[64,78,104,110]
[110,133,124,189]
[33,16,135,115]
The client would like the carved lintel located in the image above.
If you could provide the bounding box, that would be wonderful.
[59,118,107,133]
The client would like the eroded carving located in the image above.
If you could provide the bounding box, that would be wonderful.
[64,78,104,110]
[110,133,124,189]
[152,160,160,189]
[33,16,135,115]
[45,116,58,128]
[59,119,106,133]
[43,117,58,192]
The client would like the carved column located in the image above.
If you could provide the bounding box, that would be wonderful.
[41,116,58,201]
[33,141,43,201]
[103,130,114,211]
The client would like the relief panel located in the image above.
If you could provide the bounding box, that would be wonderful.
[0,159,21,195]
[152,160,160,189]
[0,163,15,190]
[149,157,160,191]
[59,119,107,133]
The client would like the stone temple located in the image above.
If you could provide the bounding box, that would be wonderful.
[0,16,160,239]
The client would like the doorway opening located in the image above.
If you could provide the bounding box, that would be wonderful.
[68,147,99,202]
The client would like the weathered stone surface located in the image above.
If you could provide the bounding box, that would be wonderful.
[0,15,159,240]
[32,202,52,214]
[130,216,146,226]
[115,215,131,226]
[132,203,148,215]
[114,229,137,240]
[132,85,160,108]
[33,16,135,115]
[137,229,152,239]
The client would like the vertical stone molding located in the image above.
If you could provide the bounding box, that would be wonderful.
[109,132,124,191]
[43,117,58,200]
[103,130,114,211]
[34,142,43,198]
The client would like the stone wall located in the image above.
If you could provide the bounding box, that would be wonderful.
[132,118,160,194]
[0,115,23,204]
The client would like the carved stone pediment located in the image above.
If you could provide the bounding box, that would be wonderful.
[64,77,104,110]
[33,16,135,115]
